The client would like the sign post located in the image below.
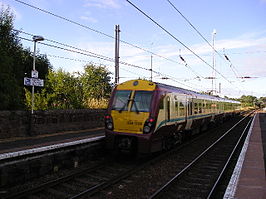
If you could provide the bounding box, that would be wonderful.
[24,69,44,112]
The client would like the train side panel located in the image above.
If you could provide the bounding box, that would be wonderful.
[105,79,241,154]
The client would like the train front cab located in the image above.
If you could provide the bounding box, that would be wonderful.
[105,80,157,154]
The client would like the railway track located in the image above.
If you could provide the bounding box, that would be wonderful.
[3,113,253,199]
[149,112,254,199]
[3,157,142,199]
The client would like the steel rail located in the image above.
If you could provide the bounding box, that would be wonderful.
[68,163,143,199]
[206,113,254,198]
[4,163,105,199]
[4,112,251,199]
[70,112,253,199]
[67,120,224,198]
[4,135,195,199]
[149,112,253,198]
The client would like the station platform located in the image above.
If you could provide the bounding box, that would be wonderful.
[224,112,266,199]
[0,127,105,160]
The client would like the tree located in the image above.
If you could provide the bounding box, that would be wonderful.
[45,69,84,109]
[0,6,51,110]
[25,66,113,110]
[239,95,257,107]
[0,7,23,110]
[257,97,266,108]
[80,64,112,101]
[25,69,84,110]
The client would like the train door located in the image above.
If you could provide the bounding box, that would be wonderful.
[111,90,134,132]
[185,96,193,130]
[155,93,168,130]
[165,96,170,122]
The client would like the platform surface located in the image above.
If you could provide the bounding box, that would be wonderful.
[225,112,266,199]
[0,127,105,155]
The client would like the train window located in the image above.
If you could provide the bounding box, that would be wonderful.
[202,101,206,113]
[179,102,185,116]
[211,103,217,112]
[175,101,179,116]
[112,90,131,111]
[198,101,202,114]
[207,101,211,113]
[188,101,193,116]
[194,102,198,114]
[159,97,164,109]
[131,91,153,112]
[225,103,229,111]
[220,102,223,112]
[166,96,170,121]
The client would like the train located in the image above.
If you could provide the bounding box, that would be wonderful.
[104,79,241,154]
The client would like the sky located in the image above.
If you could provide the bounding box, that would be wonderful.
[1,0,266,98]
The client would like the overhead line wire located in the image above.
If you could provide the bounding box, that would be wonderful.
[223,52,240,80]
[47,54,149,79]
[18,36,203,91]
[47,54,209,84]
[14,0,208,83]
[13,0,247,94]
[13,0,184,67]
[14,0,113,39]
[46,54,209,87]
[15,29,115,62]
[166,0,214,50]
[166,0,243,80]
[126,0,233,86]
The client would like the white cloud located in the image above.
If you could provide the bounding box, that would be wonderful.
[60,30,266,96]
[83,0,121,9]
[80,16,98,23]
[152,31,266,60]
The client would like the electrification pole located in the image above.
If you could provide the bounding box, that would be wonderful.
[212,29,216,95]
[115,25,120,85]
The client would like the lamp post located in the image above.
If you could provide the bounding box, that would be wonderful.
[31,35,44,114]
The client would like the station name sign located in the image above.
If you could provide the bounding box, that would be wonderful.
[24,70,44,87]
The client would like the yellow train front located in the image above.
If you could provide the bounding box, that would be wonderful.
[104,79,158,154]
[104,79,241,154]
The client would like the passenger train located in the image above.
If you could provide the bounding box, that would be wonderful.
[105,79,241,154]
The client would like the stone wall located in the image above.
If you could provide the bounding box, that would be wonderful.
[0,109,105,139]
[0,111,30,139]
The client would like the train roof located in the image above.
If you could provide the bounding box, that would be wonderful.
[154,81,240,104]
[117,79,240,104]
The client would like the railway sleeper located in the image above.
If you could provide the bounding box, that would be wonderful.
[28,195,41,199]
[74,177,96,185]
[47,187,69,198]
[187,172,213,179]
[184,176,212,184]
[200,165,221,170]
[189,167,219,175]
[181,180,214,191]
[86,173,109,181]
[171,185,209,195]
[61,183,83,192]
[95,169,117,178]
[55,184,78,195]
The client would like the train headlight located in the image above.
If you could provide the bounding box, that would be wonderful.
[143,117,155,134]
[107,122,113,130]
[143,126,151,133]
[105,114,114,130]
